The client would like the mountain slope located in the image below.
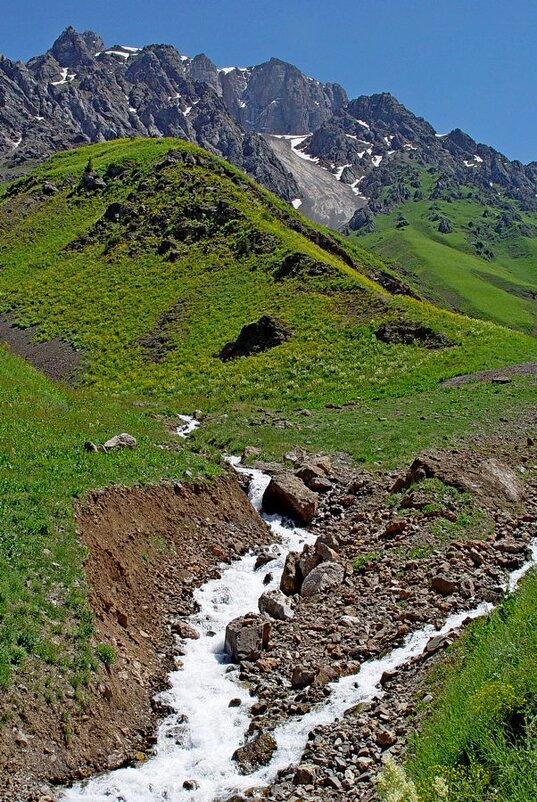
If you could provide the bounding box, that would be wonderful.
[352,165,537,333]
[0,137,534,414]
[0,138,536,798]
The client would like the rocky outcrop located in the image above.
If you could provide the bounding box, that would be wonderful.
[375,322,454,349]
[391,451,524,507]
[218,315,292,360]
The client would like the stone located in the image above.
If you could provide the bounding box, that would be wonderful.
[242,446,261,460]
[293,764,317,785]
[225,614,271,662]
[116,610,128,628]
[232,731,277,774]
[258,590,294,621]
[291,665,316,690]
[298,544,322,578]
[438,218,453,234]
[171,621,200,639]
[315,665,339,685]
[377,729,397,747]
[459,576,475,598]
[301,562,345,598]
[263,473,318,525]
[42,182,58,195]
[295,462,332,491]
[315,541,339,563]
[228,698,242,707]
[82,171,106,191]
[103,433,137,451]
[425,634,451,654]
[280,551,303,596]
[431,574,457,595]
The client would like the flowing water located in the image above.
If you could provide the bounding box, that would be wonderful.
[60,451,537,802]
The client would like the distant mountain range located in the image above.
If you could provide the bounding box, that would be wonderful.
[1,26,536,231]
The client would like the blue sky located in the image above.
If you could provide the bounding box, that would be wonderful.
[2,0,536,163]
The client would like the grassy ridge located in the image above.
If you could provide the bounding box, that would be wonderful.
[0,139,534,413]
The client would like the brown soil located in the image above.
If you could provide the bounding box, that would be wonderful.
[0,314,83,382]
[0,473,271,802]
[441,361,537,387]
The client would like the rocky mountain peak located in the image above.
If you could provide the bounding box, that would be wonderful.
[49,26,104,67]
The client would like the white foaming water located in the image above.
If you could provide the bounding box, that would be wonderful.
[60,456,537,802]
[60,460,313,802]
[176,415,201,438]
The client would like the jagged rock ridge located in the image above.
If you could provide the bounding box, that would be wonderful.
[1,27,536,226]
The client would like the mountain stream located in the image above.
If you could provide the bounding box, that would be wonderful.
[60,429,537,802]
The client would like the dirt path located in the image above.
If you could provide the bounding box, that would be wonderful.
[440,361,537,388]
[0,313,83,382]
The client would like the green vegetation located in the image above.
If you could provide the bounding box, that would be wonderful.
[352,552,380,572]
[0,138,534,711]
[389,477,490,545]
[355,167,537,334]
[0,345,210,689]
[403,570,537,802]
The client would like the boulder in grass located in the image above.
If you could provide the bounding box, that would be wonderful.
[218,315,291,360]
[103,433,137,451]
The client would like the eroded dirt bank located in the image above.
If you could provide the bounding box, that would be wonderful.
[0,473,271,802]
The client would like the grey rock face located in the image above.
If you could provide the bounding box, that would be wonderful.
[2,28,536,231]
[0,29,299,201]
[226,57,347,134]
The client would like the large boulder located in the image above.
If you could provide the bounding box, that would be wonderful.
[219,315,291,360]
[224,614,271,662]
[263,473,318,524]
[301,562,345,598]
[258,590,294,621]
[391,452,524,508]
[232,731,277,774]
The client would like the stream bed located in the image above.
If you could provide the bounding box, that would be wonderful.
[60,455,537,802]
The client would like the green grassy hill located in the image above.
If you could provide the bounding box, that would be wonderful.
[0,137,535,700]
[354,167,537,334]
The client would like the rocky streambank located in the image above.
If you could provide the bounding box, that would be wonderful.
[0,473,273,802]
[222,433,536,801]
